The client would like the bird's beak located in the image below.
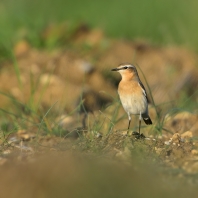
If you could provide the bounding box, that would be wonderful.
[111,68,118,71]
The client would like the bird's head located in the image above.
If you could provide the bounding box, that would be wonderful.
[111,64,138,80]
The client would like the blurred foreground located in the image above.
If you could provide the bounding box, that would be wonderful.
[0,149,198,198]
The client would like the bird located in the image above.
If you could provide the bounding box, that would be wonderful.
[111,64,152,136]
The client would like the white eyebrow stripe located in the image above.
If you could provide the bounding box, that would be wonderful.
[119,64,134,69]
[125,65,134,68]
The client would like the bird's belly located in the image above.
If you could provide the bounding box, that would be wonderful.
[119,94,147,115]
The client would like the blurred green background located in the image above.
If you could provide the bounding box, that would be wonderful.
[1,0,198,50]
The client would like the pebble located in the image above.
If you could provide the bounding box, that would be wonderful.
[164,141,171,145]
[191,149,198,155]
[181,131,193,140]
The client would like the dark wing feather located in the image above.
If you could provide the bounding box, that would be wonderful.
[138,80,149,102]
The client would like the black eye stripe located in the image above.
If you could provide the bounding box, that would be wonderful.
[123,66,128,69]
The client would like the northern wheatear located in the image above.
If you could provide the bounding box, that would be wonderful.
[111,64,152,136]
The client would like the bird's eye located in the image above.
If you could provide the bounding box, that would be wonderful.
[124,66,128,69]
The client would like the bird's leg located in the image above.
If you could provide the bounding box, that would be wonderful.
[127,120,131,131]
[127,113,131,134]
[139,113,142,134]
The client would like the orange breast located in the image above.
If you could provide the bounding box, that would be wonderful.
[118,80,142,96]
[118,80,147,114]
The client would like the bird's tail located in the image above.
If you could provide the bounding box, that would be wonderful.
[142,115,152,125]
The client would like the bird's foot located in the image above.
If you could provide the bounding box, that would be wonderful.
[132,131,145,139]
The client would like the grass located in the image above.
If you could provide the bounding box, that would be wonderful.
[0,49,196,139]
[0,59,58,140]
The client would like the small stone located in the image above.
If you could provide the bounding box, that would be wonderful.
[15,145,34,152]
[96,132,102,138]
[40,74,62,86]
[181,131,193,142]
[8,136,20,144]
[172,133,181,143]
[17,129,35,141]
[3,150,11,155]
[121,131,128,136]
[191,149,198,155]
[164,141,171,145]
